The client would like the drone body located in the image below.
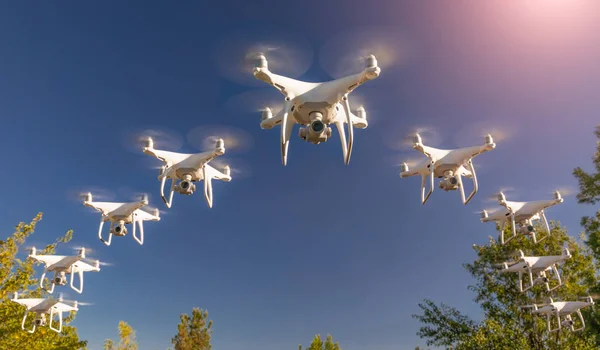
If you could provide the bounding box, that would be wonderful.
[83,192,160,246]
[481,190,563,244]
[498,248,570,293]
[28,247,100,294]
[11,292,78,333]
[142,137,231,209]
[400,133,496,205]
[254,53,380,166]
[521,296,595,333]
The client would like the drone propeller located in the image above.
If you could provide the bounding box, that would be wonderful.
[141,204,167,218]
[383,124,442,152]
[451,119,517,148]
[186,125,254,154]
[120,126,184,154]
[224,88,286,118]
[114,187,150,205]
[211,24,314,87]
[318,25,414,79]
[483,187,516,203]
[66,186,116,204]
[211,157,252,179]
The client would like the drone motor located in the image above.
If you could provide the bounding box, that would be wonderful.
[261,107,273,122]
[175,174,196,195]
[111,220,128,236]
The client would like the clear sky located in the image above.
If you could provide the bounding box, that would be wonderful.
[1,1,599,349]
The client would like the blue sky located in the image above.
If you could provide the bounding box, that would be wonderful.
[1,1,599,349]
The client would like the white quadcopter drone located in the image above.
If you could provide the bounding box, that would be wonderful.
[28,247,100,294]
[496,248,571,293]
[481,190,564,245]
[253,53,380,166]
[83,192,160,246]
[11,292,79,333]
[142,137,231,208]
[399,133,496,205]
[520,296,595,333]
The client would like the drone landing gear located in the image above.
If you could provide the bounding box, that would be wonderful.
[280,98,295,166]
[420,161,435,205]
[98,217,145,246]
[21,312,37,333]
[48,308,63,333]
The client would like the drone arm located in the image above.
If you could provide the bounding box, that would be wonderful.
[334,120,348,163]
[133,215,144,245]
[280,99,295,166]
[203,166,214,208]
[21,311,35,333]
[341,95,354,165]
[70,267,84,294]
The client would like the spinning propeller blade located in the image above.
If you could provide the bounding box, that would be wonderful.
[318,25,414,79]
[211,24,314,87]
[120,126,184,154]
[186,125,254,154]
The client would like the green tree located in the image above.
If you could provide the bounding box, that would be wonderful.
[0,213,87,350]
[573,124,600,344]
[298,334,341,350]
[171,307,212,350]
[412,221,599,349]
[103,321,138,350]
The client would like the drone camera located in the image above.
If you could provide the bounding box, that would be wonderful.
[53,275,67,286]
[439,176,459,191]
[299,118,332,144]
[111,222,128,237]
[34,315,47,327]
[518,225,534,235]
[175,178,196,195]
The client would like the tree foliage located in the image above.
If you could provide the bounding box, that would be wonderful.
[103,321,138,350]
[413,222,599,349]
[170,307,212,350]
[573,124,600,343]
[298,334,341,350]
[0,213,86,350]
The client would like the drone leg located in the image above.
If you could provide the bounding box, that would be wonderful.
[548,265,563,292]
[524,267,535,292]
[463,159,478,205]
[341,94,354,165]
[280,99,294,166]
[573,310,586,332]
[161,177,176,209]
[420,165,435,205]
[22,311,35,333]
[334,120,348,163]
[70,268,84,294]
[505,213,517,244]
[500,221,507,244]
[537,210,551,243]
[203,166,214,209]
[40,270,49,292]
[518,271,525,292]
[133,219,144,245]
[98,219,112,246]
